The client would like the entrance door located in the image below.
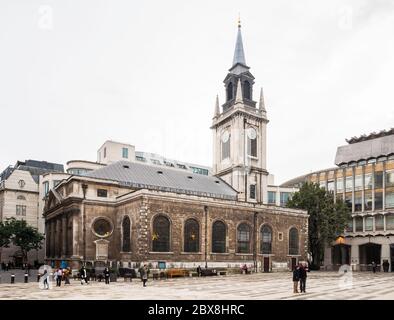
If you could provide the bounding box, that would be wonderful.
[263,257,270,272]
[291,258,297,270]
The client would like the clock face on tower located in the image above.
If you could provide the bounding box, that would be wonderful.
[221,130,230,143]
[247,127,257,140]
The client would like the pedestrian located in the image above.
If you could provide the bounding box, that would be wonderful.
[292,265,300,293]
[56,268,63,287]
[42,270,49,290]
[196,265,202,277]
[63,268,71,285]
[5,263,9,271]
[299,264,307,293]
[141,264,149,287]
[382,260,389,273]
[104,267,110,284]
[80,266,89,285]
[371,261,377,273]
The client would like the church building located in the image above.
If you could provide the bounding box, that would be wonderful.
[43,23,308,272]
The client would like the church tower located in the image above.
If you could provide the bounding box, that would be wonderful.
[212,21,269,203]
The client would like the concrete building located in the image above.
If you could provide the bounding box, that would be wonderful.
[282,129,394,271]
[0,160,64,266]
[43,22,308,272]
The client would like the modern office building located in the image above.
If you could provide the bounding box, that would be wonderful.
[282,129,394,271]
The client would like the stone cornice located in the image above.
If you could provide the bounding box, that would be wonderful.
[211,106,268,129]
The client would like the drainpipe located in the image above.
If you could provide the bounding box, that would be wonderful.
[253,211,258,272]
[204,205,208,269]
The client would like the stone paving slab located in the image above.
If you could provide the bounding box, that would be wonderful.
[0,272,393,300]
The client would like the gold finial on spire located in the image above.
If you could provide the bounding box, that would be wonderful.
[238,13,241,27]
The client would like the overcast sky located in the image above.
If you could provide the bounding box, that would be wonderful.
[1,0,394,184]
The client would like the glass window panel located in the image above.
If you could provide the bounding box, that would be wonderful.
[354,175,363,191]
[345,220,353,232]
[375,215,384,231]
[122,147,128,159]
[122,216,131,252]
[184,219,199,253]
[354,192,362,212]
[386,192,394,208]
[237,224,251,253]
[268,191,276,204]
[375,191,383,210]
[260,225,272,254]
[212,221,226,253]
[355,217,363,232]
[365,174,372,190]
[336,178,343,193]
[364,190,373,211]
[327,180,334,192]
[319,181,326,190]
[386,170,394,187]
[387,214,394,230]
[280,192,291,206]
[375,171,383,189]
[365,217,373,231]
[345,193,352,211]
[152,216,170,252]
[345,176,353,192]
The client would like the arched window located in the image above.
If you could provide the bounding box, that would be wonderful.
[122,216,131,252]
[152,215,170,252]
[247,127,257,157]
[184,219,199,252]
[289,228,299,255]
[212,221,226,253]
[237,223,251,253]
[227,82,233,101]
[243,81,251,100]
[261,225,272,254]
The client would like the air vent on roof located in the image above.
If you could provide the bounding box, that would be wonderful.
[157,171,163,174]
[215,180,220,184]
[123,165,130,169]
[187,176,193,179]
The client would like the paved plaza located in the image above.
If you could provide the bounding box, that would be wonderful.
[0,271,393,300]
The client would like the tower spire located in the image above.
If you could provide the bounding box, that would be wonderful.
[232,18,246,67]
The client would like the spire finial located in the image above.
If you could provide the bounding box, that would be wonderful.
[238,13,241,28]
[259,87,267,117]
[214,95,220,117]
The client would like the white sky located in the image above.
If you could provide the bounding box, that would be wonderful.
[1,0,394,184]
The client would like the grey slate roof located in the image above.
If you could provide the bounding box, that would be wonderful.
[335,134,394,165]
[232,26,246,67]
[86,161,238,200]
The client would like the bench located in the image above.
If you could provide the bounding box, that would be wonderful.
[166,269,189,278]
[200,268,218,276]
[218,271,227,276]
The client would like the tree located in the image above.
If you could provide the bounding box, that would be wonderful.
[287,182,351,270]
[0,220,13,263]
[4,218,45,264]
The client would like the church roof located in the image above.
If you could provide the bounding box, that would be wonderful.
[86,161,238,200]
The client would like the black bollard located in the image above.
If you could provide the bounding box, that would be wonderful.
[37,273,40,282]
[11,274,15,284]
[24,273,28,283]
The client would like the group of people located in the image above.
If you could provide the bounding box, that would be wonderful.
[292,263,309,293]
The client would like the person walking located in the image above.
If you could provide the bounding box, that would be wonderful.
[56,268,63,287]
[299,264,307,293]
[141,264,148,287]
[63,268,71,285]
[292,265,300,293]
[42,270,49,290]
[371,261,377,273]
[196,265,202,277]
[80,266,89,285]
[104,267,110,285]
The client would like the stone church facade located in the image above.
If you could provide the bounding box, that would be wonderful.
[43,23,308,271]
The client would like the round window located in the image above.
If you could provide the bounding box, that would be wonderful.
[92,218,113,238]
[221,130,230,143]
